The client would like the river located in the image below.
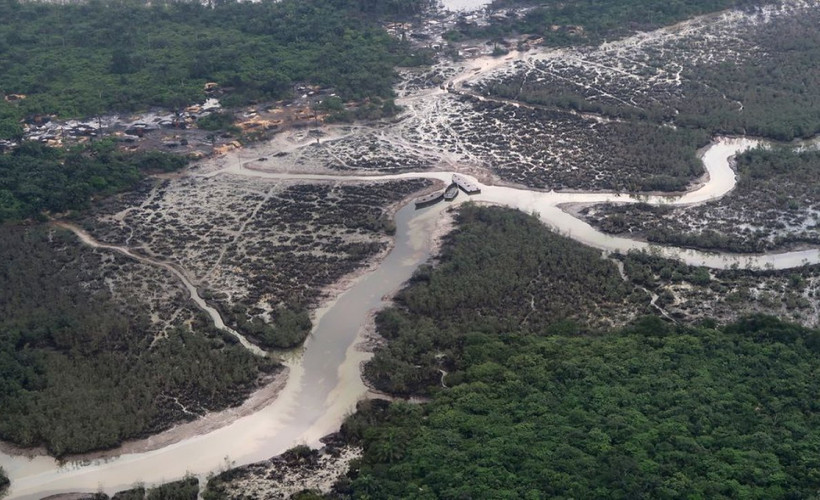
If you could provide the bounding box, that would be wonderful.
[2,133,819,498]
[3,29,820,497]
[0,201,452,499]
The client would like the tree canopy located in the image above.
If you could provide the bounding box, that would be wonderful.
[0,140,186,223]
[0,0,432,123]
[335,206,820,499]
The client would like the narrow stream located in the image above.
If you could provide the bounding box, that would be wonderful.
[55,222,266,357]
[2,34,820,496]
[0,201,450,499]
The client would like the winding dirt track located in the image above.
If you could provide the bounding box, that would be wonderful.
[2,7,820,496]
[54,222,267,357]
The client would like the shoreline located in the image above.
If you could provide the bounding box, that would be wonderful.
[356,204,457,356]
[309,178,445,329]
[0,181,443,466]
[0,369,290,463]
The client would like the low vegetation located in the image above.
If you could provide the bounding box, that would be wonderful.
[82,177,432,351]
[0,226,276,456]
[203,441,359,500]
[477,3,820,142]
[452,0,752,45]
[448,98,710,191]
[331,206,820,498]
[583,147,820,253]
[618,250,820,327]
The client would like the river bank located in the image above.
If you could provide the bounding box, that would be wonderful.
[0,200,453,499]
[3,6,820,495]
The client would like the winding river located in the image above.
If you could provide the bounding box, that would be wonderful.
[2,37,820,497]
[2,133,818,499]
[0,201,452,499]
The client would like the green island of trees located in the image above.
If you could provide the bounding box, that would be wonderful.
[0,140,187,223]
[364,204,642,395]
[331,206,820,498]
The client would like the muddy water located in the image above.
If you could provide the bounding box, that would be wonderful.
[0,202,450,499]
[3,137,819,497]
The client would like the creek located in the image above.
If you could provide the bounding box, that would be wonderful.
[0,201,451,499]
[2,134,818,499]
[3,36,820,498]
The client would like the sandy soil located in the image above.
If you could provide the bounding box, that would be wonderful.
[207,445,362,499]
[0,370,289,464]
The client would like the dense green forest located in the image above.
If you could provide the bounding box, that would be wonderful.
[0,0,432,126]
[0,226,276,455]
[0,140,186,223]
[344,316,820,498]
[364,205,645,395]
[333,206,820,498]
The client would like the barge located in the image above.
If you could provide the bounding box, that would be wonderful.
[453,174,481,194]
[415,191,444,208]
[444,182,459,201]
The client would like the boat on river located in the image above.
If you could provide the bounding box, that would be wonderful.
[453,173,481,194]
[415,191,444,208]
[444,182,459,201]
